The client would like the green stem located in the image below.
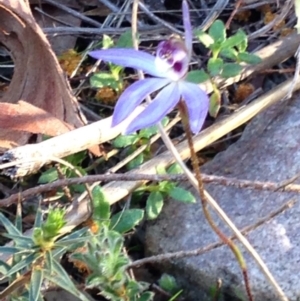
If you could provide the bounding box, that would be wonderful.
[178,100,253,301]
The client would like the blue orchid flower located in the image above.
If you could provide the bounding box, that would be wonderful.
[89,0,209,134]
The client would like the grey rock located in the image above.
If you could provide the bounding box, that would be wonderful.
[145,96,300,301]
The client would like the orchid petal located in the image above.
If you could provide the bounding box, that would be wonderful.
[178,81,209,133]
[182,0,193,57]
[125,82,180,134]
[89,49,168,77]
[112,78,171,126]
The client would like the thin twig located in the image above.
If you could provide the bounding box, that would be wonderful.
[138,2,182,35]
[199,0,229,31]
[2,172,300,207]
[43,25,169,36]
[42,0,103,28]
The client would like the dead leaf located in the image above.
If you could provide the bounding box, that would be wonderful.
[0,0,89,152]
[0,100,72,135]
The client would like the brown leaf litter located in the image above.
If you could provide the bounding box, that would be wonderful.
[0,0,98,152]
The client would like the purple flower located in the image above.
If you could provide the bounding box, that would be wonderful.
[89,0,209,134]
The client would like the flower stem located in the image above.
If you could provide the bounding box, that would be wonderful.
[131,2,288,301]
[178,100,253,301]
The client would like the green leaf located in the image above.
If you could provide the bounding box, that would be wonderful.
[29,269,43,301]
[158,180,174,193]
[15,204,22,233]
[38,167,58,184]
[219,48,238,60]
[92,186,111,223]
[34,206,43,229]
[44,259,90,301]
[65,151,86,166]
[3,234,33,246]
[110,209,144,233]
[194,30,214,47]
[209,90,221,118]
[207,58,224,77]
[221,63,242,78]
[237,37,248,53]
[102,34,114,49]
[220,29,247,49]
[0,259,11,275]
[168,290,183,301]
[139,117,169,138]
[237,52,262,64]
[156,165,167,175]
[58,227,87,245]
[126,153,144,170]
[0,246,26,254]
[137,292,155,301]
[116,30,135,48]
[113,134,139,148]
[146,191,164,220]
[158,273,179,294]
[185,70,209,83]
[208,20,226,43]
[169,187,196,203]
[90,72,121,91]
[0,213,22,236]
[45,250,53,274]
[7,253,38,276]
[167,163,183,174]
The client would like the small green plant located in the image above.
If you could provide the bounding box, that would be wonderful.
[70,186,153,301]
[0,207,89,300]
[135,164,196,220]
[187,20,261,117]
[71,225,153,301]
